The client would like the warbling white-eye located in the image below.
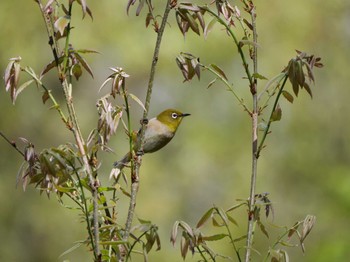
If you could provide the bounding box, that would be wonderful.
[113,109,190,173]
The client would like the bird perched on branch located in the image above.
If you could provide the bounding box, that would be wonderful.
[112,109,190,176]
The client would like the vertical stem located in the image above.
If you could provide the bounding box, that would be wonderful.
[36,1,100,259]
[122,0,172,248]
[246,3,258,262]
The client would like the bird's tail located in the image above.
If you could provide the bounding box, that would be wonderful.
[113,152,132,170]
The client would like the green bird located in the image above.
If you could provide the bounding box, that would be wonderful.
[113,108,190,174]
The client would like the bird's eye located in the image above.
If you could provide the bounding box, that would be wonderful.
[171,112,178,119]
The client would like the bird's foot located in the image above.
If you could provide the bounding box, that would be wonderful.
[140,118,149,125]
[136,149,144,156]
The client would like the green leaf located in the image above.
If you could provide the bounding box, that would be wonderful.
[196,207,214,228]
[227,214,238,226]
[74,52,94,78]
[226,202,247,212]
[239,39,260,48]
[204,18,216,39]
[72,63,82,80]
[210,64,228,80]
[207,78,217,88]
[258,220,269,238]
[252,72,267,80]
[271,104,282,122]
[202,234,228,241]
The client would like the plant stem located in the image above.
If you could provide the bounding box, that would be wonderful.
[246,4,258,261]
[0,131,25,157]
[257,75,288,157]
[36,1,100,259]
[202,6,254,87]
[122,0,172,249]
[202,64,251,115]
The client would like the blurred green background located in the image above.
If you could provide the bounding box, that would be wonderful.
[0,0,349,261]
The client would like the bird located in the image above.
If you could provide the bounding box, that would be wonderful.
[112,109,190,176]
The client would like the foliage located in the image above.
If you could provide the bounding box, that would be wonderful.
[1,0,323,261]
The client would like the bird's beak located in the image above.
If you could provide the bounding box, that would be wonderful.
[181,113,191,117]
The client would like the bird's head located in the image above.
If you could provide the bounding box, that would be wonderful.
[156,109,190,133]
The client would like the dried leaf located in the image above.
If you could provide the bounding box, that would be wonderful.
[54,15,70,36]
[129,93,146,112]
[170,221,180,245]
[13,79,32,103]
[303,81,313,98]
[41,56,64,77]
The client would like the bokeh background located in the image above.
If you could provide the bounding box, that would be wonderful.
[0,0,349,261]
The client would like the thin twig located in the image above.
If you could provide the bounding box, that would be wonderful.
[246,3,258,261]
[257,75,288,158]
[122,0,172,247]
[0,131,25,157]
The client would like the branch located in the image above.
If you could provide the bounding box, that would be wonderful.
[123,0,173,245]
[246,3,258,261]
[0,131,25,157]
[256,75,288,158]
[36,1,100,259]
[201,6,254,88]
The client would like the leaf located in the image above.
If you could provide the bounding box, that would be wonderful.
[196,207,214,228]
[204,18,216,39]
[76,49,100,54]
[41,56,64,77]
[271,104,282,122]
[201,234,228,241]
[72,63,82,80]
[180,236,189,259]
[210,64,228,80]
[226,202,247,212]
[233,234,247,242]
[301,215,316,242]
[227,214,238,226]
[59,242,84,258]
[243,18,253,30]
[185,11,200,35]
[303,81,313,98]
[74,52,94,78]
[239,39,260,48]
[54,15,70,36]
[14,79,34,102]
[207,78,217,88]
[128,93,146,112]
[258,220,269,238]
[282,90,294,103]
[252,72,267,80]
[170,221,180,245]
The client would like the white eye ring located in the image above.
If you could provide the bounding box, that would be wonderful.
[171,112,178,119]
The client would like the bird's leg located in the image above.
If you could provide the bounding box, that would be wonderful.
[140,118,149,125]
[136,149,144,156]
